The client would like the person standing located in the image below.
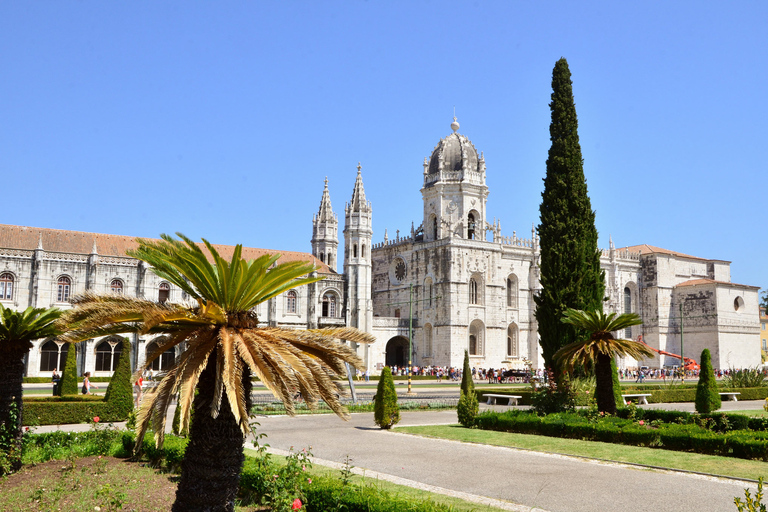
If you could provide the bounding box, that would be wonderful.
[51,368,60,396]
[133,376,143,408]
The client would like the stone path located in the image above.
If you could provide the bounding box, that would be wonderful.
[253,409,761,512]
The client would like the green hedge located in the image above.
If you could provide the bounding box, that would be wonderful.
[23,400,132,425]
[477,386,768,405]
[24,376,112,384]
[474,409,768,461]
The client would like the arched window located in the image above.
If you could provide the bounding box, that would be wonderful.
[467,213,476,240]
[57,276,71,302]
[95,339,122,372]
[430,215,438,240]
[507,323,519,358]
[286,290,298,314]
[159,282,170,304]
[506,275,518,308]
[353,244,358,258]
[469,278,479,305]
[322,292,337,317]
[328,253,334,267]
[39,340,68,372]
[469,320,484,356]
[424,278,434,308]
[0,272,13,300]
[624,287,632,338]
[319,253,325,263]
[110,279,124,294]
[361,245,366,258]
[146,340,175,371]
[423,324,433,357]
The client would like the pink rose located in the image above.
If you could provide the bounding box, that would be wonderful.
[639,420,645,426]
[93,416,100,423]
[292,498,303,510]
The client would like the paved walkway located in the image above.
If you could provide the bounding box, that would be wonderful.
[30,397,766,512]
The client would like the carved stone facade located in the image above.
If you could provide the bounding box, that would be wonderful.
[3,119,761,378]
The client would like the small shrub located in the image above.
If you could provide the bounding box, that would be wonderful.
[724,368,767,389]
[734,476,767,512]
[59,342,79,396]
[457,350,478,427]
[531,369,575,415]
[696,348,721,414]
[373,367,399,429]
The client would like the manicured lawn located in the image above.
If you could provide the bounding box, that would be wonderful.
[396,424,768,481]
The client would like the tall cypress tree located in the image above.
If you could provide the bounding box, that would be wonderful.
[535,58,605,372]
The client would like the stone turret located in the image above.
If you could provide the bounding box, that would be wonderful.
[311,177,339,271]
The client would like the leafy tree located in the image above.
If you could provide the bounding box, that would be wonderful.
[103,337,133,415]
[59,342,79,396]
[695,348,721,414]
[374,366,399,429]
[556,309,653,414]
[760,290,767,311]
[457,350,478,427]
[61,234,373,511]
[0,304,62,474]
[534,58,605,374]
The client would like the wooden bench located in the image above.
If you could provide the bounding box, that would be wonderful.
[483,394,522,406]
[719,392,741,401]
[621,393,652,405]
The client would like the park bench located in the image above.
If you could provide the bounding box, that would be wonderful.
[621,393,652,405]
[483,394,522,406]
[719,392,741,401]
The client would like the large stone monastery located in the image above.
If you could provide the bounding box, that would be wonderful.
[3,119,761,378]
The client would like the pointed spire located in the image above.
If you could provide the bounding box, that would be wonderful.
[349,162,369,212]
[91,239,98,255]
[316,176,334,222]
[37,233,44,250]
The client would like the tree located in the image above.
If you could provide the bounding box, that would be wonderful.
[457,350,478,427]
[534,58,605,374]
[374,366,399,429]
[760,290,767,311]
[555,309,653,414]
[0,304,62,474]
[61,234,373,511]
[59,342,79,396]
[103,337,133,416]
[695,348,721,414]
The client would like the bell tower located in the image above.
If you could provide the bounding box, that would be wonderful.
[343,164,373,334]
[421,117,488,241]
[311,177,338,271]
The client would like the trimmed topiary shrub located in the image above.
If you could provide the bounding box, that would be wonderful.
[457,350,478,427]
[59,342,79,396]
[696,348,721,414]
[103,338,133,417]
[373,367,399,429]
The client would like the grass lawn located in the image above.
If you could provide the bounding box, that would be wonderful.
[395,424,768,481]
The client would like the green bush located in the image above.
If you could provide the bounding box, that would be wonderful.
[373,367,399,429]
[59,342,79,396]
[724,368,767,388]
[103,338,133,416]
[457,350,478,427]
[696,349,721,413]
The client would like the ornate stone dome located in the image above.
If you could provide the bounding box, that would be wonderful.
[426,118,480,176]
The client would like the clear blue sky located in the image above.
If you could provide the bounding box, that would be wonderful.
[1,2,765,292]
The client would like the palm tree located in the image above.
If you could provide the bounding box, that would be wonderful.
[554,308,653,414]
[0,304,62,474]
[61,234,374,511]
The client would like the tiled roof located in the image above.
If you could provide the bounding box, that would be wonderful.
[676,278,758,289]
[619,244,709,261]
[0,224,331,273]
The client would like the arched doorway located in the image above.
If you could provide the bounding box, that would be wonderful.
[385,336,409,367]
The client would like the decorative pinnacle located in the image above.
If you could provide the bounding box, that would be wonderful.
[451,115,460,132]
[357,162,362,174]
[324,176,328,188]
